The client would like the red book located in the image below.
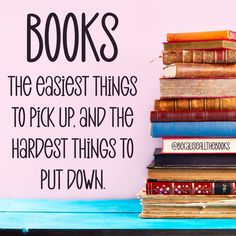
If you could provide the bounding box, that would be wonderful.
[150,110,236,122]
[146,180,236,195]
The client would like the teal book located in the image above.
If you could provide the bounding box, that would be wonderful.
[151,122,236,137]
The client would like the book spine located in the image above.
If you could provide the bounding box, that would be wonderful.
[154,155,236,166]
[151,122,236,137]
[146,180,236,195]
[150,110,236,122]
[154,98,236,111]
[167,31,231,42]
[166,63,236,78]
[163,49,236,65]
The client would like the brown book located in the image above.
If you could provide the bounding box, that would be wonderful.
[162,49,236,65]
[138,190,236,218]
[150,110,236,122]
[154,98,236,111]
[160,78,236,98]
[167,30,236,42]
[147,161,236,181]
[163,40,236,50]
[139,189,236,203]
[164,63,236,78]
[140,206,236,218]
[140,207,236,218]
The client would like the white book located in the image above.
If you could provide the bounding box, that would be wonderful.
[162,137,236,154]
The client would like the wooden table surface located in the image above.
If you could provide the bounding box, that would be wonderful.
[1,199,236,231]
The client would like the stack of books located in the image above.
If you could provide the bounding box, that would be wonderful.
[139,30,236,218]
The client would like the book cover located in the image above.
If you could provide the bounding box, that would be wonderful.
[167,30,236,42]
[163,49,236,65]
[154,149,236,166]
[164,63,236,79]
[150,110,236,122]
[138,190,236,219]
[151,121,236,137]
[147,161,236,181]
[160,78,236,98]
[154,98,236,111]
[163,40,236,50]
[146,179,235,195]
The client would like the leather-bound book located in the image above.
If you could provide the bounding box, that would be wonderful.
[154,98,236,111]
[167,30,236,42]
[150,110,236,122]
[153,148,236,167]
[164,63,236,78]
[146,179,236,195]
[147,161,236,181]
[163,40,236,50]
[163,49,236,65]
[160,78,236,98]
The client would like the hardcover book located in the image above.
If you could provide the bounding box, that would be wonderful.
[138,190,236,218]
[160,78,236,98]
[163,49,236,65]
[146,179,235,195]
[147,161,236,181]
[163,40,236,50]
[154,98,236,111]
[154,148,236,166]
[151,121,236,137]
[150,110,236,122]
[167,30,236,42]
[163,63,236,79]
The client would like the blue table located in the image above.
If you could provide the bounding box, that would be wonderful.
[1,199,236,235]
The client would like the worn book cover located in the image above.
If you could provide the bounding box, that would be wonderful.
[163,49,236,64]
[154,98,236,111]
[167,30,236,42]
[164,63,236,78]
[160,78,236,98]
[150,110,236,122]
[146,179,235,195]
[163,40,236,50]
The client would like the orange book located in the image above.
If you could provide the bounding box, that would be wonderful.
[167,30,236,42]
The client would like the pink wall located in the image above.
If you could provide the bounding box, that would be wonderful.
[0,0,235,199]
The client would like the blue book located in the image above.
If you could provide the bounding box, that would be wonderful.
[151,122,236,137]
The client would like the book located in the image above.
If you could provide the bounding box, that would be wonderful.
[163,40,236,50]
[163,49,236,65]
[138,190,236,218]
[151,121,236,137]
[140,208,236,219]
[146,179,236,195]
[164,63,236,79]
[139,189,236,203]
[150,110,236,122]
[154,98,236,112]
[162,137,236,154]
[154,148,236,166]
[147,161,236,181]
[167,30,236,42]
[160,78,236,98]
